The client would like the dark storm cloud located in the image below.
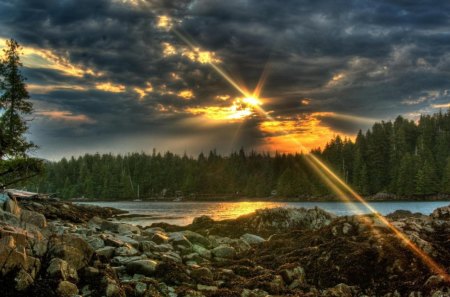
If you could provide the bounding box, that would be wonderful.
[1,0,450,158]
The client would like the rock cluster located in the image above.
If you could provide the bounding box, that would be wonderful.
[0,197,449,297]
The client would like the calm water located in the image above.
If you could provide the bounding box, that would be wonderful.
[79,201,450,226]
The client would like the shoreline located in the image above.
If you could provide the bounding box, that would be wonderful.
[1,197,449,296]
[72,197,450,203]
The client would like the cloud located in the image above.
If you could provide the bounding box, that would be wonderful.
[1,0,450,158]
[37,110,96,124]
[95,82,126,93]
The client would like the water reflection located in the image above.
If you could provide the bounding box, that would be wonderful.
[79,201,450,227]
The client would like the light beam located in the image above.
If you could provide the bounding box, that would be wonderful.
[168,24,450,281]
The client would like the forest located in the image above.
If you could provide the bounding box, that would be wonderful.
[23,110,450,200]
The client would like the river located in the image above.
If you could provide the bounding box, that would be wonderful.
[78,200,450,226]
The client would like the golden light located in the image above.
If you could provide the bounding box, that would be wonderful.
[178,89,194,100]
[0,37,102,78]
[157,15,173,30]
[186,97,257,121]
[95,82,126,93]
[162,42,177,57]
[242,96,262,107]
[133,82,154,100]
[37,110,95,124]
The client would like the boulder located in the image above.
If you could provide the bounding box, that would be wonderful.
[96,246,116,259]
[86,236,105,250]
[279,265,306,289]
[169,232,192,248]
[49,234,94,270]
[161,251,182,263]
[56,280,79,297]
[134,282,147,296]
[151,232,169,244]
[211,245,236,259]
[20,209,47,228]
[114,244,140,257]
[4,198,21,217]
[192,244,212,259]
[101,220,140,234]
[431,205,450,220]
[111,255,146,266]
[0,236,41,277]
[190,267,213,282]
[47,258,78,281]
[240,233,265,245]
[322,283,355,297]
[14,269,34,291]
[241,288,269,297]
[183,230,211,247]
[126,259,158,276]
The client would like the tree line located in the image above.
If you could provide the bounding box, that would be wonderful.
[22,109,450,199]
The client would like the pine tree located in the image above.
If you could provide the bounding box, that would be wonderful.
[0,39,34,157]
[441,157,450,194]
[0,39,42,187]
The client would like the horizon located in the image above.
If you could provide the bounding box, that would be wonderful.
[1,0,450,160]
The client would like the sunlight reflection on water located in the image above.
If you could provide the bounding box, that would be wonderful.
[79,201,450,227]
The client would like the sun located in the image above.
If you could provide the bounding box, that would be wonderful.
[242,96,262,106]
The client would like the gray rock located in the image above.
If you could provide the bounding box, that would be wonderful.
[211,245,236,259]
[115,244,140,257]
[4,198,21,217]
[126,259,158,276]
[20,209,47,228]
[86,236,105,250]
[240,233,265,245]
[56,281,79,297]
[322,283,355,297]
[197,284,218,291]
[112,255,146,266]
[280,265,306,289]
[192,244,212,259]
[151,232,169,244]
[135,282,147,296]
[101,220,140,235]
[105,282,122,297]
[96,246,115,259]
[47,258,78,281]
[241,288,269,297]
[142,227,165,236]
[190,267,213,281]
[48,234,94,270]
[15,269,34,291]
[161,251,182,263]
[169,232,192,248]
[183,231,210,247]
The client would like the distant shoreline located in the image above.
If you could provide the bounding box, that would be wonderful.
[71,195,450,203]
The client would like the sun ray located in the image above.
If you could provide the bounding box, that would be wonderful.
[169,23,450,281]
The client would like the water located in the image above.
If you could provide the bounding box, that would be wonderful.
[79,201,450,226]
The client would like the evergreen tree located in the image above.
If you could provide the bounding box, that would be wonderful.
[440,157,450,194]
[0,39,42,187]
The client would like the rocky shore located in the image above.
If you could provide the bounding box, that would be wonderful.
[0,198,449,297]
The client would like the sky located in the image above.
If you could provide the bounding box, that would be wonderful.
[1,0,450,160]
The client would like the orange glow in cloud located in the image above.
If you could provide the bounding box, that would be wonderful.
[133,82,154,100]
[95,82,126,93]
[157,15,173,30]
[186,96,262,121]
[0,38,101,78]
[301,98,311,105]
[178,89,194,100]
[37,111,95,123]
[162,42,177,57]
[260,112,354,152]
[27,84,88,94]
